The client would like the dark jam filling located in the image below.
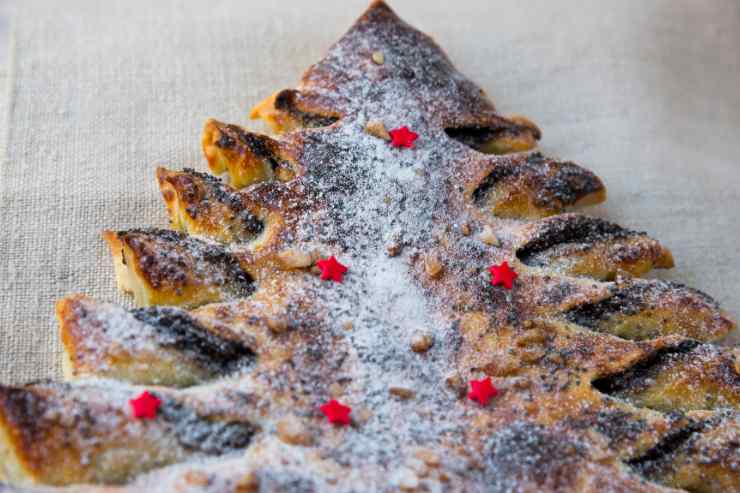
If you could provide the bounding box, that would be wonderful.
[627,419,707,477]
[131,306,255,375]
[158,400,257,454]
[516,216,633,265]
[121,229,255,296]
[445,126,508,152]
[274,89,339,128]
[180,168,264,236]
[591,340,701,396]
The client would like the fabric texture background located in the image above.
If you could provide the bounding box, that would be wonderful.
[0,0,738,384]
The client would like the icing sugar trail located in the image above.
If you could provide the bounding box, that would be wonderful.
[254,108,478,483]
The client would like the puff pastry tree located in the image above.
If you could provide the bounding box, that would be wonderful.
[1,2,737,492]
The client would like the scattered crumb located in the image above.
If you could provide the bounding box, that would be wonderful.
[371,51,385,65]
[414,448,441,467]
[265,315,289,334]
[410,332,434,353]
[276,416,313,446]
[386,242,403,257]
[234,471,259,493]
[478,225,500,246]
[445,372,466,397]
[183,471,210,487]
[277,248,314,269]
[355,407,373,425]
[365,120,390,140]
[424,252,444,279]
[389,385,416,400]
[329,382,344,397]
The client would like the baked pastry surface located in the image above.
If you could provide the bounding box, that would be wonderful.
[1,2,737,492]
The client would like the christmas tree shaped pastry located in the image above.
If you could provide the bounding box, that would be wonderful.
[0,2,737,492]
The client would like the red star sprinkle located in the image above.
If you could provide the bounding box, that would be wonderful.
[319,399,352,425]
[468,377,498,406]
[129,391,161,420]
[388,126,418,148]
[316,256,348,283]
[489,261,518,290]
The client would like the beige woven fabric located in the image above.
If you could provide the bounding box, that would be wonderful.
[1,0,738,384]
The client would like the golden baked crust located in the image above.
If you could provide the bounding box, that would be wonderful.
[1,1,737,491]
